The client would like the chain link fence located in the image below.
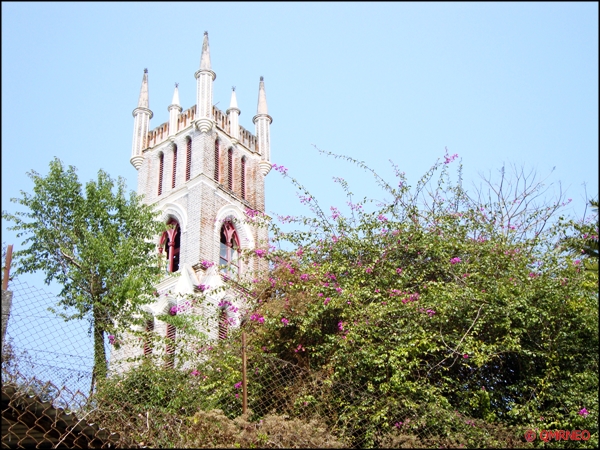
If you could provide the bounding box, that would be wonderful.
[2,278,525,448]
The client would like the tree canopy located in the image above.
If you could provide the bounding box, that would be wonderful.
[3,158,165,389]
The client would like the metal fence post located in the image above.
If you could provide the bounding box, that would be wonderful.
[242,331,248,415]
[2,244,13,291]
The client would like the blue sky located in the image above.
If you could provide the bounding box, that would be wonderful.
[1,2,598,382]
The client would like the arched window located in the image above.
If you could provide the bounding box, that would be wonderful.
[241,157,246,200]
[171,145,178,189]
[214,139,220,182]
[143,318,154,356]
[228,148,234,191]
[158,153,164,196]
[159,219,181,273]
[219,221,240,276]
[185,137,192,181]
[165,322,176,368]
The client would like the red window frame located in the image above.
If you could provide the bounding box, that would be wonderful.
[219,221,240,276]
[214,139,220,182]
[172,145,177,189]
[186,138,192,181]
[143,318,154,356]
[228,148,233,191]
[218,309,229,340]
[165,322,176,368]
[241,157,246,200]
[158,153,164,196]
[159,219,181,273]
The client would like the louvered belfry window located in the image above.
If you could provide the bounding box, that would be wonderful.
[241,157,246,200]
[228,148,234,191]
[218,309,228,340]
[143,319,154,356]
[214,139,220,182]
[165,322,176,368]
[186,138,192,181]
[172,145,178,189]
[158,153,164,196]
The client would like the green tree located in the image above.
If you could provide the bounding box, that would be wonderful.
[2,158,165,391]
[239,150,598,447]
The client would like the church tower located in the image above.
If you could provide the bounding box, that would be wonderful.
[121,32,272,364]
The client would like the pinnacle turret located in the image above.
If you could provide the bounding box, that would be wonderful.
[131,69,153,170]
[195,31,216,133]
[168,83,182,137]
[227,87,241,144]
[253,77,273,175]
[199,31,212,72]
[256,76,268,115]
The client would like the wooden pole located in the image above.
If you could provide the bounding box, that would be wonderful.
[242,330,248,415]
[2,245,13,291]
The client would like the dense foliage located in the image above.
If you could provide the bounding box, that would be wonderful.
[93,150,597,447]
[238,150,598,446]
[2,158,165,389]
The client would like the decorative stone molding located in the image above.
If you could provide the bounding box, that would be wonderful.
[258,161,272,176]
[130,155,144,170]
[194,118,214,133]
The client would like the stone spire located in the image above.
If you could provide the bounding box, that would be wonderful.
[226,87,241,144]
[256,76,268,115]
[194,31,216,133]
[168,83,182,137]
[200,31,212,71]
[137,68,150,108]
[131,69,153,170]
[253,76,273,175]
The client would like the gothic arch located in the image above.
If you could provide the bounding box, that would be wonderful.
[159,203,188,232]
[213,204,255,253]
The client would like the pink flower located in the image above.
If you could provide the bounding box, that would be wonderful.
[300,273,309,281]
[191,369,200,376]
[234,382,242,389]
[396,268,402,274]
[281,317,290,326]
[394,422,403,429]
[108,335,115,345]
[579,408,589,417]
[323,297,331,306]
[450,257,461,265]
[378,214,388,222]
[463,353,469,359]
[338,321,344,331]
[255,249,266,257]
[365,267,373,274]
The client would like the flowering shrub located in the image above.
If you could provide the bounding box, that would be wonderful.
[239,149,598,446]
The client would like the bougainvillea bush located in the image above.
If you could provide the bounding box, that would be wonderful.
[239,149,598,447]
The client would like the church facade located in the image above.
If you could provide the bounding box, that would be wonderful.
[111,32,272,368]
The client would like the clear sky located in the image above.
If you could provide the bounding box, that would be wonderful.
[1,2,598,379]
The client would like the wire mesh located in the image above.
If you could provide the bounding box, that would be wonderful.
[1,279,525,448]
[2,279,94,396]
